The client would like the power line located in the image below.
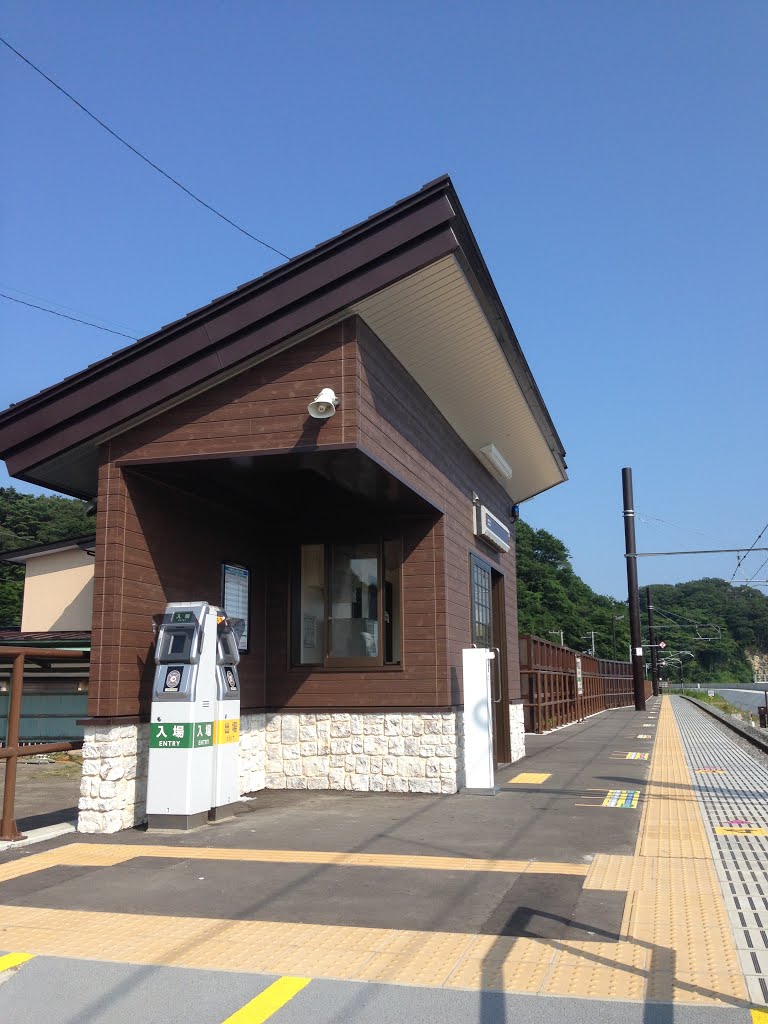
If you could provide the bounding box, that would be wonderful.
[0,35,290,261]
[0,291,137,339]
[636,511,709,538]
[730,522,768,582]
[0,282,138,335]
[748,554,768,585]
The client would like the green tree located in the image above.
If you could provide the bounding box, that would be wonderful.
[515,520,630,657]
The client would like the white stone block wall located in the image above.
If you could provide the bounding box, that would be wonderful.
[508,703,526,763]
[77,708,463,833]
[77,723,148,834]
[255,711,460,795]
[239,712,266,795]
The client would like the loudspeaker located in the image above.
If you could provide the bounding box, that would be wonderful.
[308,388,339,419]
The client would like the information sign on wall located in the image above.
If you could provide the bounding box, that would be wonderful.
[222,563,249,652]
[575,656,583,696]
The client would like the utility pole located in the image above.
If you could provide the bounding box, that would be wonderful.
[580,630,597,655]
[622,468,646,711]
[646,586,660,697]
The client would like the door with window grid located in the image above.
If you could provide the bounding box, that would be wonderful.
[470,555,511,766]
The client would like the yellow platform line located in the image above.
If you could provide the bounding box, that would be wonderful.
[222,976,310,1023]
[0,844,588,883]
[0,952,34,972]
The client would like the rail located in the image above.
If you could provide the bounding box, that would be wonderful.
[519,634,651,734]
[679,694,768,756]
[0,647,88,841]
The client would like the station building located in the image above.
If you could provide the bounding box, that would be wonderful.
[0,177,567,832]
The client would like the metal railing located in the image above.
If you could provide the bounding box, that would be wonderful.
[519,635,651,734]
[0,647,88,841]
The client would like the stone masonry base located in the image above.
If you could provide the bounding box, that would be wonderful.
[77,705,525,834]
[509,703,526,764]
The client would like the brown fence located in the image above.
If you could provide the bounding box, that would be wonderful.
[519,635,652,734]
[0,647,87,841]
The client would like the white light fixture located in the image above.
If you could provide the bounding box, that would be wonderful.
[479,443,512,482]
[307,387,339,419]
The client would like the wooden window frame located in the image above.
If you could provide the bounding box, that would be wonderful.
[292,538,403,671]
[469,552,494,648]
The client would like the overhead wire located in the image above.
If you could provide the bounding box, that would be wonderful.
[635,511,710,537]
[0,282,139,335]
[0,291,137,339]
[730,521,768,583]
[747,554,768,585]
[0,35,290,260]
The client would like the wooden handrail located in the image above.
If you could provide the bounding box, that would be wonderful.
[0,647,89,842]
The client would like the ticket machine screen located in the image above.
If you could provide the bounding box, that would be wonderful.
[160,627,194,661]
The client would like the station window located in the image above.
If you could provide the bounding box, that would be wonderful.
[293,540,402,668]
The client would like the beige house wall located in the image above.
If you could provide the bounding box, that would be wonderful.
[21,548,95,631]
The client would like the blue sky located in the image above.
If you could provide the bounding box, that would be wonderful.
[1,1,766,599]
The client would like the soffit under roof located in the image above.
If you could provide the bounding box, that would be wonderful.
[354,256,566,504]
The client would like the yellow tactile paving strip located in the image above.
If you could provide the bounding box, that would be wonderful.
[0,698,753,1004]
[507,772,551,784]
[584,697,748,1005]
[0,843,588,884]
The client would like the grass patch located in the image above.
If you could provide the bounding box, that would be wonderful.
[682,689,742,716]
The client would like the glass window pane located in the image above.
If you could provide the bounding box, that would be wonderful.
[383,539,401,665]
[299,544,325,664]
[330,542,379,659]
[472,562,492,648]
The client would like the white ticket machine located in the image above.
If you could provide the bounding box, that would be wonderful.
[146,602,216,829]
[210,612,243,819]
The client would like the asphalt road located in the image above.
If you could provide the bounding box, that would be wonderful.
[712,687,768,716]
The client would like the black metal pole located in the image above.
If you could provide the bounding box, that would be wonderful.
[622,468,646,711]
[646,586,660,697]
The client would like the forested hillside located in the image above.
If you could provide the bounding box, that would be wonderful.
[517,520,768,682]
[1,487,766,682]
[0,487,92,626]
[639,579,768,683]
[516,521,632,659]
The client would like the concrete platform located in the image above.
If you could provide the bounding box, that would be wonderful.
[0,696,763,1021]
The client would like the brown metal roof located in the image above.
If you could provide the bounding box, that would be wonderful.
[0,176,566,497]
[0,535,96,563]
[0,630,91,647]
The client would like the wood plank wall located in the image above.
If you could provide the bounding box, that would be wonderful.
[354,318,521,704]
[89,315,522,718]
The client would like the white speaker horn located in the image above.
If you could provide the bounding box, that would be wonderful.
[308,388,339,419]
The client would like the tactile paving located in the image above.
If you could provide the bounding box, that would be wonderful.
[0,842,588,880]
[672,695,768,1005]
[0,696,755,1005]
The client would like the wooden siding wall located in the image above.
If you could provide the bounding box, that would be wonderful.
[354,317,521,704]
[90,322,356,718]
[90,467,266,717]
[105,322,357,463]
[89,315,522,718]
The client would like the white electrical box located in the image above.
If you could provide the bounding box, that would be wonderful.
[473,504,511,553]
